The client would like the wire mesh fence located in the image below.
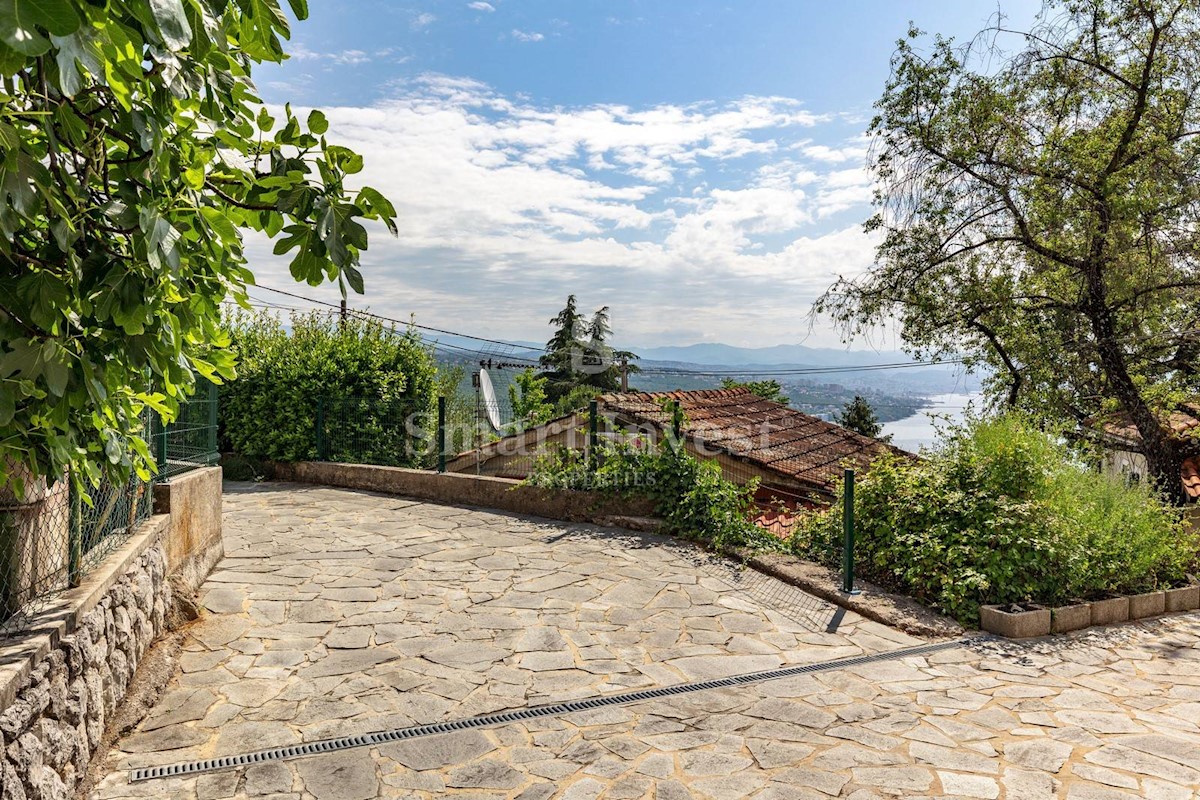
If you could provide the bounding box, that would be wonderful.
[1,382,219,635]
[316,396,437,468]
[1,463,153,635]
[313,393,526,472]
[151,379,220,480]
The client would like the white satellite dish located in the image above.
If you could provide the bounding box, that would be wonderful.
[478,368,502,430]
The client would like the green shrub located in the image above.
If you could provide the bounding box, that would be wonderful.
[525,432,773,551]
[220,309,439,464]
[791,414,1197,624]
[1051,467,1194,598]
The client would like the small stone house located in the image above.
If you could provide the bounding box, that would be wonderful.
[446,387,911,507]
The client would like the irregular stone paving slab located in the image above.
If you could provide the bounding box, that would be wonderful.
[89,482,1200,800]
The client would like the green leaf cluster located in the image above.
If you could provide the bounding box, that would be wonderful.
[791,414,1197,624]
[819,2,1200,500]
[0,0,395,495]
[719,378,789,406]
[506,368,552,434]
[219,309,436,464]
[525,419,776,552]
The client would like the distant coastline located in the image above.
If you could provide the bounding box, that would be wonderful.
[882,392,985,452]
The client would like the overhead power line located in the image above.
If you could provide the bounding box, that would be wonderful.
[243,284,971,378]
[253,284,545,353]
[637,359,966,376]
[228,297,539,364]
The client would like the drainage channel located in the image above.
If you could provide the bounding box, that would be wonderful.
[130,638,964,783]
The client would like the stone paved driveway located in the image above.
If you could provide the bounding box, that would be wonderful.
[90,483,1200,799]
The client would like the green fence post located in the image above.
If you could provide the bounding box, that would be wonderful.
[315,397,327,461]
[842,467,857,594]
[68,471,81,588]
[207,380,218,465]
[437,396,447,473]
[588,399,599,472]
[668,399,683,454]
[154,415,167,480]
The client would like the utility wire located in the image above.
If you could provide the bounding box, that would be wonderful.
[247,284,970,378]
[227,298,540,364]
[253,284,545,353]
[636,359,965,376]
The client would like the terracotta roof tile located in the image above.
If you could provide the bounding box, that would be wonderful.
[599,387,909,494]
[752,508,798,539]
[1183,458,1200,499]
[1097,403,1200,443]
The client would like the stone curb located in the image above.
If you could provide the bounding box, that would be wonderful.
[735,549,964,640]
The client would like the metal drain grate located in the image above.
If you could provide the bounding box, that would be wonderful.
[130,638,964,783]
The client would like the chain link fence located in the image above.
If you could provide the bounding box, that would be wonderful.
[151,379,219,480]
[313,392,515,471]
[2,386,218,634]
[1,460,152,635]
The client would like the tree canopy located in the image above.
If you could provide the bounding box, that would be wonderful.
[0,0,394,495]
[818,0,1200,502]
[835,395,888,441]
[539,295,638,401]
[719,378,789,406]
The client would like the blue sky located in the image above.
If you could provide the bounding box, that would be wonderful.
[247,0,1044,349]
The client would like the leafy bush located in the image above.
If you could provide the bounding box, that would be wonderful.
[791,415,1196,624]
[220,310,438,464]
[526,428,774,551]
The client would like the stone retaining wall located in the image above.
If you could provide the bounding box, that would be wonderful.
[0,467,223,800]
[271,461,658,525]
[0,527,169,799]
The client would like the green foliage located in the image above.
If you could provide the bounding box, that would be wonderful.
[526,427,773,552]
[791,415,1197,624]
[539,295,638,400]
[551,384,601,418]
[0,0,395,496]
[434,365,475,456]
[719,378,789,405]
[219,310,436,464]
[835,395,888,440]
[817,2,1200,501]
[507,368,553,433]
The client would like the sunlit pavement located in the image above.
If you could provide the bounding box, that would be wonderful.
[91,482,1200,800]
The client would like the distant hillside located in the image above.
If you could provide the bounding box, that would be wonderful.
[634,342,911,367]
[426,334,984,404]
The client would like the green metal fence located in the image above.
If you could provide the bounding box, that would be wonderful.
[1,382,218,634]
[1,404,156,636]
[314,393,505,471]
[151,380,219,480]
[315,396,439,468]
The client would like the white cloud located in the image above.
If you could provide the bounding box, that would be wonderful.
[468,1,495,10]
[511,29,545,42]
[287,44,401,67]
[251,77,879,347]
[793,139,869,163]
[412,12,436,29]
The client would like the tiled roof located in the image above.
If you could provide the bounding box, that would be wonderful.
[1098,403,1200,444]
[1183,459,1200,500]
[599,387,909,495]
[752,508,799,539]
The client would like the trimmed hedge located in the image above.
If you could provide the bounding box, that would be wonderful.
[220,309,437,464]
